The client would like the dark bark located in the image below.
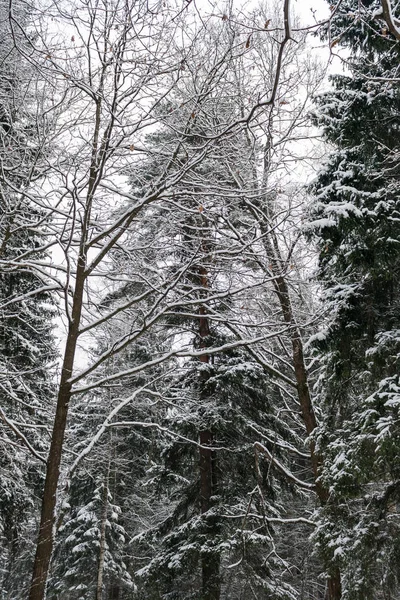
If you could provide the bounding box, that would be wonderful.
[272,271,321,487]
[263,230,340,597]
[199,428,220,600]
[28,259,87,600]
[201,551,221,600]
[198,268,220,600]
[29,76,107,599]
[327,568,342,600]
[199,429,213,514]
[108,584,121,600]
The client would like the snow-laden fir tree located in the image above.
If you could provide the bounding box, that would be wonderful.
[0,0,57,595]
[309,1,400,597]
[52,79,314,597]
[49,7,331,597]
[49,433,134,600]
[118,78,311,597]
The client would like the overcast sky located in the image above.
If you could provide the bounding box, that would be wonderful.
[294,0,331,25]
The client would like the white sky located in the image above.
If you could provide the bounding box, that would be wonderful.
[294,0,331,25]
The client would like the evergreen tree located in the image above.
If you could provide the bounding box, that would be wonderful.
[53,82,314,596]
[45,7,332,598]
[0,1,57,596]
[118,79,309,597]
[309,2,400,597]
[134,347,302,600]
[50,441,134,600]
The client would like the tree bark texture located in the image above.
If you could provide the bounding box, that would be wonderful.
[29,260,86,600]
[29,82,104,599]
[108,584,121,600]
[327,568,342,600]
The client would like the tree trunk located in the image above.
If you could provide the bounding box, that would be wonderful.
[198,267,220,600]
[96,485,108,600]
[201,552,221,600]
[29,260,86,600]
[108,584,120,600]
[29,77,104,599]
[326,567,341,600]
[199,429,220,600]
[262,229,341,598]
[242,126,342,596]
[96,475,110,600]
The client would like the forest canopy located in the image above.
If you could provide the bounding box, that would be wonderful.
[0,0,399,599]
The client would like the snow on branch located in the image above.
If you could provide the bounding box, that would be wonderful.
[254,442,315,491]
[67,383,160,479]
[221,512,315,527]
[0,406,47,463]
[70,329,297,394]
[376,0,400,41]
[68,384,231,480]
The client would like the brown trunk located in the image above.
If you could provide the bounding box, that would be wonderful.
[199,429,213,514]
[199,429,220,600]
[199,303,214,516]
[242,118,342,596]
[273,270,324,496]
[29,259,87,600]
[201,551,221,600]
[108,584,120,600]
[29,85,104,599]
[327,567,342,600]
[263,231,341,596]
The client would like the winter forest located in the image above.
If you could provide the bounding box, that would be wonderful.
[1,0,400,597]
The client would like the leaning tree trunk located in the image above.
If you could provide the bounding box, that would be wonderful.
[29,83,103,598]
[262,226,341,600]
[29,256,87,600]
[240,116,342,599]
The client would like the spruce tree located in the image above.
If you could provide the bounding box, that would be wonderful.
[55,83,313,596]
[309,1,400,597]
[118,88,307,598]
[50,445,134,600]
[0,0,57,594]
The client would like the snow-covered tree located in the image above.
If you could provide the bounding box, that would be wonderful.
[22,2,254,596]
[49,7,333,597]
[50,438,134,600]
[2,0,382,596]
[309,1,400,597]
[0,0,58,594]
